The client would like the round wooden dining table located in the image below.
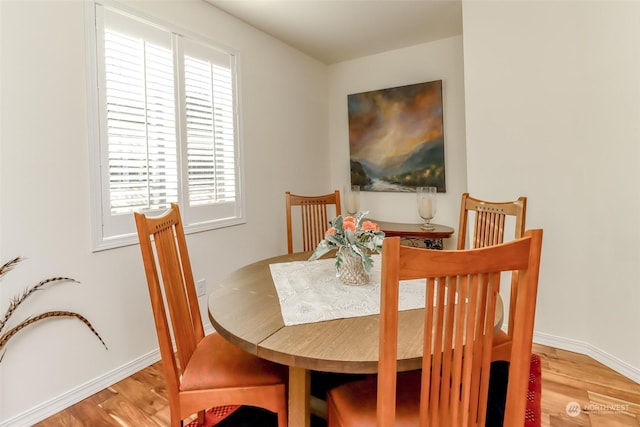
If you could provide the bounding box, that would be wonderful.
[207,251,503,427]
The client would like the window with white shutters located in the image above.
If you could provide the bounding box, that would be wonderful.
[87,2,244,250]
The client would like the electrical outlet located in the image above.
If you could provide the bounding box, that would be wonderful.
[196,279,206,297]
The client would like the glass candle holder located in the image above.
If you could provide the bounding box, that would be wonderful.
[416,186,437,230]
[345,185,360,215]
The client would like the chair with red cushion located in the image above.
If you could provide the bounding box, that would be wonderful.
[327,231,543,427]
[134,204,288,427]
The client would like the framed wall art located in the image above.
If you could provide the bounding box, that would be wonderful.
[348,80,445,192]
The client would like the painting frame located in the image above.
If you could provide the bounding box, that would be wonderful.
[347,80,446,192]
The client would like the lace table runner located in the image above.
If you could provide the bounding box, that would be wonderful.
[269,255,426,326]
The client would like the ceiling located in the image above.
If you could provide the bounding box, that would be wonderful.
[203,0,463,64]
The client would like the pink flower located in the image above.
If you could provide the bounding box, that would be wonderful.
[343,221,356,232]
[326,227,336,236]
[362,220,380,232]
[343,216,355,224]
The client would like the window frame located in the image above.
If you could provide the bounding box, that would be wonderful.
[85,0,245,251]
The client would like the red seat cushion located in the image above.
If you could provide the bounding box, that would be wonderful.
[181,332,287,391]
[493,330,510,346]
[327,371,421,426]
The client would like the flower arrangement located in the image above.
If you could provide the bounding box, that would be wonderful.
[309,211,385,272]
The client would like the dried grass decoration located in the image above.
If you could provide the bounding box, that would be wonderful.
[0,257,107,361]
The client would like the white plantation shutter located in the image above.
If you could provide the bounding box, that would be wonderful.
[177,38,240,226]
[104,30,178,214]
[183,54,236,205]
[89,3,244,250]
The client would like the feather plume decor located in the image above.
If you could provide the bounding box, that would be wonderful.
[0,257,108,361]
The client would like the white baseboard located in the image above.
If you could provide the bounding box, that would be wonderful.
[534,331,640,384]
[0,349,161,427]
[0,324,216,427]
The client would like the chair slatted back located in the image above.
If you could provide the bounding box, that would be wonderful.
[134,204,203,394]
[457,193,527,339]
[378,231,542,427]
[285,190,341,253]
[457,193,527,250]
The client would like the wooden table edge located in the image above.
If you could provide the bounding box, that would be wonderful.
[369,219,454,239]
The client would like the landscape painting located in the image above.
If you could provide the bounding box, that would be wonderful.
[348,80,445,192]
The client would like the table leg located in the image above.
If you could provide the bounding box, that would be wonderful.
[288,366,311,427]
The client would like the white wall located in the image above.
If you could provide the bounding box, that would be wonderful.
[328,36,468,248]
[462,0,640,379]
[3,0,639,423]
[0,0,328,423]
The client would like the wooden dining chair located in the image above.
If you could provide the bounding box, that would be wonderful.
[327,231,543,427]
[285,190,341,254]
[457,192,527,361]
[134,204,288,427]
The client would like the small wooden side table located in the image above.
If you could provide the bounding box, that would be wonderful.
[369,219,454,249]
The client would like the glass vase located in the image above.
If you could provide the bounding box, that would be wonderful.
[337,247,369,286]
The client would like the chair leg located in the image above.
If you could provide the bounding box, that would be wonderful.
[277,413,287,427]
[326,395,342,427]
[277,399,288,427]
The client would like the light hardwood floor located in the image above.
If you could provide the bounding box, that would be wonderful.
[33,343,640,427]
[534,344,640,426]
